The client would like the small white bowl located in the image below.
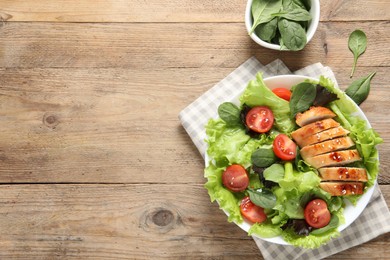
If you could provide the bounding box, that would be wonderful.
[245,0,320,50]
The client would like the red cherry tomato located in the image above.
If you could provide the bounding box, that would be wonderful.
[272,88,292,101]
[273,134,297,161]
[240,196,267,223]
[245,106,274,133]
[222,164,249,192]
[304,199,331,228]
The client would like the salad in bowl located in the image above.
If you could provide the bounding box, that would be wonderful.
[204,73,382,248]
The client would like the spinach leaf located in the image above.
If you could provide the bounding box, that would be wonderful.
[218,102,241,126]
[278,18,307,51]
[289,82,316,118]
[263,163,285,183]
[345,72,376,105]
[250,0,282,34]
[251,148,277,168]
[247,188,277,209]
[283,0,309,11]
[313,84,339,106]
[348,29,367,77]
[272,8,311,21]
[311,215,339,235]
[255,17,278,42]
[298,0,311,10]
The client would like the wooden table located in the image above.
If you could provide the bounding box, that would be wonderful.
[0,1,388,259]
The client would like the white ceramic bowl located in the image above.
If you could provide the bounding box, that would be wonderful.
[245,0,320,50]
[205,75,376,245]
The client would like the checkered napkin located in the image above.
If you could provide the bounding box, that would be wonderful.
[178,57,390,259]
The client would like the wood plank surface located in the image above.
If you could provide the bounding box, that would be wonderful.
[0,0,388,259]
[0,67,388,184]
[0,183,388,259]
[0,21,389,69]
[0,0,388,22]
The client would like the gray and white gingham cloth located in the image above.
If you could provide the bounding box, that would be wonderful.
[179,57,390,259]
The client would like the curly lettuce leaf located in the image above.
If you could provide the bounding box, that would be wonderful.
[204,163,243,222]
[239,72,295,133]
[248,222,283,238]
[204,118,273,223]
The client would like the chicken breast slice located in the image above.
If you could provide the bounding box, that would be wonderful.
[291,118,340,147]
[319,182,364,196]
[304,149,361,169]
[295,106,336,127]
[300,136,355,160]
[297,126,350,148]
[318,167,368,182]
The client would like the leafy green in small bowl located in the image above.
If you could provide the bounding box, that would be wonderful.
[245,0,320,51]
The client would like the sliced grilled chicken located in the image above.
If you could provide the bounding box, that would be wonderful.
[291,118,340,147]
[318,167,368,182]
[298,126,350,148]
[295,106,336,127]
[300,136,355,160]
[319,182,364,196]
[304,149,361,169]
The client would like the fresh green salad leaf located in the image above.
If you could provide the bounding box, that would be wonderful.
[250,0,283,34]
[345,72,376,105]
[277,18,307,51]
[250,0,311,50]
[311,215,339,235]
[240,72,295,133]
[251,147,277,167]
[272,8,311,22]
[204,163,243,222]
[248,222,283,237]
[313,84,339,106]
[349,29,367,77]
[263,163,285,183]
[218,102,242,126]
[248,188,277,209]
[282,222,340,249]
[255,17,278,42]
[289,82,317,118]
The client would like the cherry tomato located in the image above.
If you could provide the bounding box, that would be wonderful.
[304,199,331,228]
[222,164,249,192]
[240,196,267,223]
[245,106,274,133]
[272,88,292,101]
[273,134,297,161]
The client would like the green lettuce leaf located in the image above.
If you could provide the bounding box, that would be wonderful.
[204,163,243,222]
[248,222,283,238]
[239,72,295,133]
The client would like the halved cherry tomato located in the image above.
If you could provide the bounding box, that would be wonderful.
[304,199,331,228]
[240,196,267,223]
[273,134,297,161]
[272,88,292,101]
[222,164,249,192]
[245,106,274,133]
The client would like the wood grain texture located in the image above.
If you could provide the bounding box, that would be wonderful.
[0,0,388,22]
[0,21,388,70]
[0,183,387,259]
[0,67,388,184]
[0,0,388,258]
